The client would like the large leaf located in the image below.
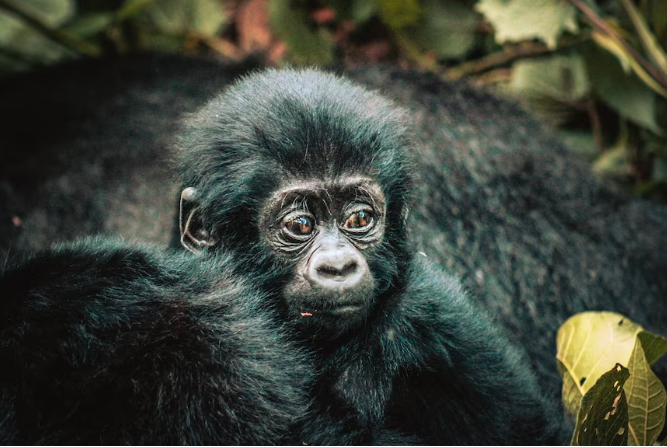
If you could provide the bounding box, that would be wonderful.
[475,0,578,49]
[585,44,665,136]
[625,337,667,446]
[557,312,667,420]
[510,52,590,125]
[571,364,630,446]
[591,30,667,99]
[512,53,590,102]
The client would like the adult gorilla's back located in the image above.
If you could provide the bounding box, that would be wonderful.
[1,54,666,399]
[348,68,667,390]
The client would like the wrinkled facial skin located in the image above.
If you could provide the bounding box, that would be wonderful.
[261,176,386,332]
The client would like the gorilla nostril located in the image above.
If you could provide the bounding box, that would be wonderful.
[316,262,358,280]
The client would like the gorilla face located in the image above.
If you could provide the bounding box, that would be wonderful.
[261,177,386,329]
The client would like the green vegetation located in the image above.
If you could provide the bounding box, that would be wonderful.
[557,312,667,446]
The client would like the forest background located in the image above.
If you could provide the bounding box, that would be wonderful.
[0,0,666,200]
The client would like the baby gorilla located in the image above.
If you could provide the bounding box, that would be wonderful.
[0,238,308,445]
[177,69,567,444]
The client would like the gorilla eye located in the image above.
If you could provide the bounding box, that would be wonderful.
[284,215,314,237]
[344,210,373,230]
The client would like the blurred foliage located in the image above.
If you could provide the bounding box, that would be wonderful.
[0,0,666,199]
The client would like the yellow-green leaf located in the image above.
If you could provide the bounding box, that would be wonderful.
[593,143,633,181]
[475,0,578,49]
[374,0,422,30]
[571,364,630,446]
[556,312,642,417]
[625,337,667,446]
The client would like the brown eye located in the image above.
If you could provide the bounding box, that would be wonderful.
[344,210,373,229]
[285,215,314,236]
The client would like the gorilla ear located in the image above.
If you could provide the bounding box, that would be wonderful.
[179,187,218,253]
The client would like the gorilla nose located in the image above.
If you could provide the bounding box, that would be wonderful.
[308,251,364,289]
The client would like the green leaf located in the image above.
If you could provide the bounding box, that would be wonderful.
[62,13,113,38]
[585,44,665,135]
[591,30,667,99]
[625,337,667,446]
[593,144,633,180]
[475,0,578,49]
[510,52,590,124]
[512,53,589,101]
[268,0,334,65]
[141,0,227,36]
[557,130,598,161]
[637,331,667,365]
[557,312,642,418]
[374,0,422,29]
[571,364,630,446]
[402,0,478,59]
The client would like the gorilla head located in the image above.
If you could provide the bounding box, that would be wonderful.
[176,69,413,335]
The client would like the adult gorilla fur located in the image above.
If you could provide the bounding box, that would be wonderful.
[0,237,308,445]
[1,68,565,445]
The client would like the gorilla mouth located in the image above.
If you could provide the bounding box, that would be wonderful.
[299,303,364,318]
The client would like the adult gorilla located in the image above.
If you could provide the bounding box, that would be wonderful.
[1,67,565,445]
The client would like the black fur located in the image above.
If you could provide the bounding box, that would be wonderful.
[0,238,308,445]
[175,69,566,444]
[2,55,666,443]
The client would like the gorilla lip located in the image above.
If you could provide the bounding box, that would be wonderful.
[300,304,362,317]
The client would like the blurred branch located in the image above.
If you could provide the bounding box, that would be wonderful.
[0,0,100,57]
[619,0,667,78]
[447,42,555,80]
[586,99,605,153]
[569,0,667,93]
